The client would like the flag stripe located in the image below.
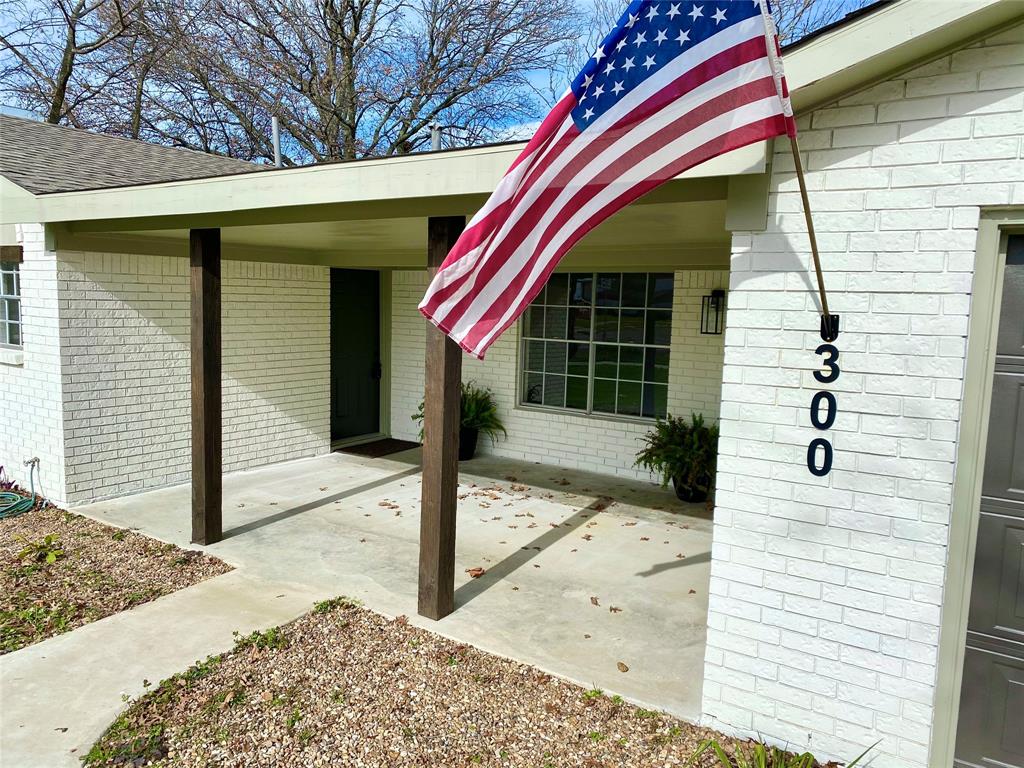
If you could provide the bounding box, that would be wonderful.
[430,15,765,284]
[427,39,772,324]
[420,0,794,359]
[461,105,786,355]
[433,57,776,333]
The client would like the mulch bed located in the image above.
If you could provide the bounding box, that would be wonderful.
[85,599,746,768]
[0,493,231,654]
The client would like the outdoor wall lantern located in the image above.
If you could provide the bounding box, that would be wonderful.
[700,289,726,335]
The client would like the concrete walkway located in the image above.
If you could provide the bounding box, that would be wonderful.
[0,450,712,767]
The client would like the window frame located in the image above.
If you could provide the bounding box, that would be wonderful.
[516,270,673,423]
[0,261,22,350]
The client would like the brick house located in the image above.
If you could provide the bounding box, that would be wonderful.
[1,1,1022,767]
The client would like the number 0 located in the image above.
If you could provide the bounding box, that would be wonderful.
[810,391,837,430]
[807,438,833,476]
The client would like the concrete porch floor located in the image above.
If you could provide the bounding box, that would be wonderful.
[0,450,713,766]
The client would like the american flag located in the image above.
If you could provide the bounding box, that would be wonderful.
[420,0,794,359]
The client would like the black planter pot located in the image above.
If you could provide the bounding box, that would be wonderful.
[458,427,480,461]
[672,477,708,504]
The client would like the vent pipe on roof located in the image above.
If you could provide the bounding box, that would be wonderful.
[431,124,442,151]
[272,115,282,167]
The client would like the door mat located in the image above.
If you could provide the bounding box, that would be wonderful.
[338,438,420,458]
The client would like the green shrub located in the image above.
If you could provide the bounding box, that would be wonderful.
[634,413,719,494]
[689,738,876,768]
[412,381,507,443]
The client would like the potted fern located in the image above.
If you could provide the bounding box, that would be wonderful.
[412,381,507,461]
[634,413,719,503]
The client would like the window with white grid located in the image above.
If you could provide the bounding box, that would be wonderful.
[1,262,21,348]
[520,272,673,419]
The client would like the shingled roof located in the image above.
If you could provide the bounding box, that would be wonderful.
[0,114,260,195]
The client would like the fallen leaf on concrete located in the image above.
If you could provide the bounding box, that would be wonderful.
[688,589,697,595]
[617,662,629,673]
[676,553,686,559]
[640,537,650,542]
[582,534,593,541]
[609,606,622,613]
[590,596,600,607]
[465,567,486,579]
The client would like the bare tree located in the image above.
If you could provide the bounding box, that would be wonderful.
[773,0,873,44]
[154,0,579,163]
[0,0,143,123]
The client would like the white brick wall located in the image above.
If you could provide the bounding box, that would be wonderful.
[0,224,67,503]
[702,22,1024,768]
[56,252,330,503]
[390,268,727,479]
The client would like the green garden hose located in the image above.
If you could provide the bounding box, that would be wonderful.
[0,458,40,520]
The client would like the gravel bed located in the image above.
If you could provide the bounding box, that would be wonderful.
[0,497,231,654]
[85,599,747,768]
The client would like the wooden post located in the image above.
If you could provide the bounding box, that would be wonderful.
[190,228,222,545]
[418,215,465,620]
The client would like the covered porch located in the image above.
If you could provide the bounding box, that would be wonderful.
[73,448,714,720]
[4,137,763,626]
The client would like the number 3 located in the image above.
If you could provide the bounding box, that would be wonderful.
[814,343,839,383]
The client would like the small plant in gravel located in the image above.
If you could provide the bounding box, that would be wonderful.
[233,626,288,651]
[16,533,64,564]
[313,595,360,614]
[689,738,877,768]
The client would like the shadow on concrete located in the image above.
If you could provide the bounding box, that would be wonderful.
[454,497,610,609]
[635,549,712,578]
[222,466,422,539]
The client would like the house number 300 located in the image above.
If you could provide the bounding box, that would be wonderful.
[807,343,839,476]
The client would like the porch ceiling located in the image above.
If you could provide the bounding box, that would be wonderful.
[54,194,734,270]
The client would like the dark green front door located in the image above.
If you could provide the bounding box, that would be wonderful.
[331,269,381,441]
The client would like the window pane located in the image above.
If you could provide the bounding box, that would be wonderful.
[546,273,569,305]
[644,347,669,384]
[594,308,618,342]
[619,346,643,381]
[524,372,543,404]
[570,273,593,305]
[595,273,621,307]
[524,306,544,338]
[544,374,566,408]
[8,322,20,346]
[566,376,588,410]
[617,381,642,416]
[593,378,616,414]
[519,271,673,421]
[566,343,590,376]
[5,298,18,322]
[1,272,14,296]
[642,383,668,418]
[545,342,567,374]
[648,273,674,308]
[646,310,671,346]
[544,306,567,339]
[595,345,617,378]
[531,284,547,306]
[568,307,591,340]
[526,340,545,371]
[620,309,644,344]
[622,273,647,307]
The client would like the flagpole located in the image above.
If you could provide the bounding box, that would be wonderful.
[786,133,835,340]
